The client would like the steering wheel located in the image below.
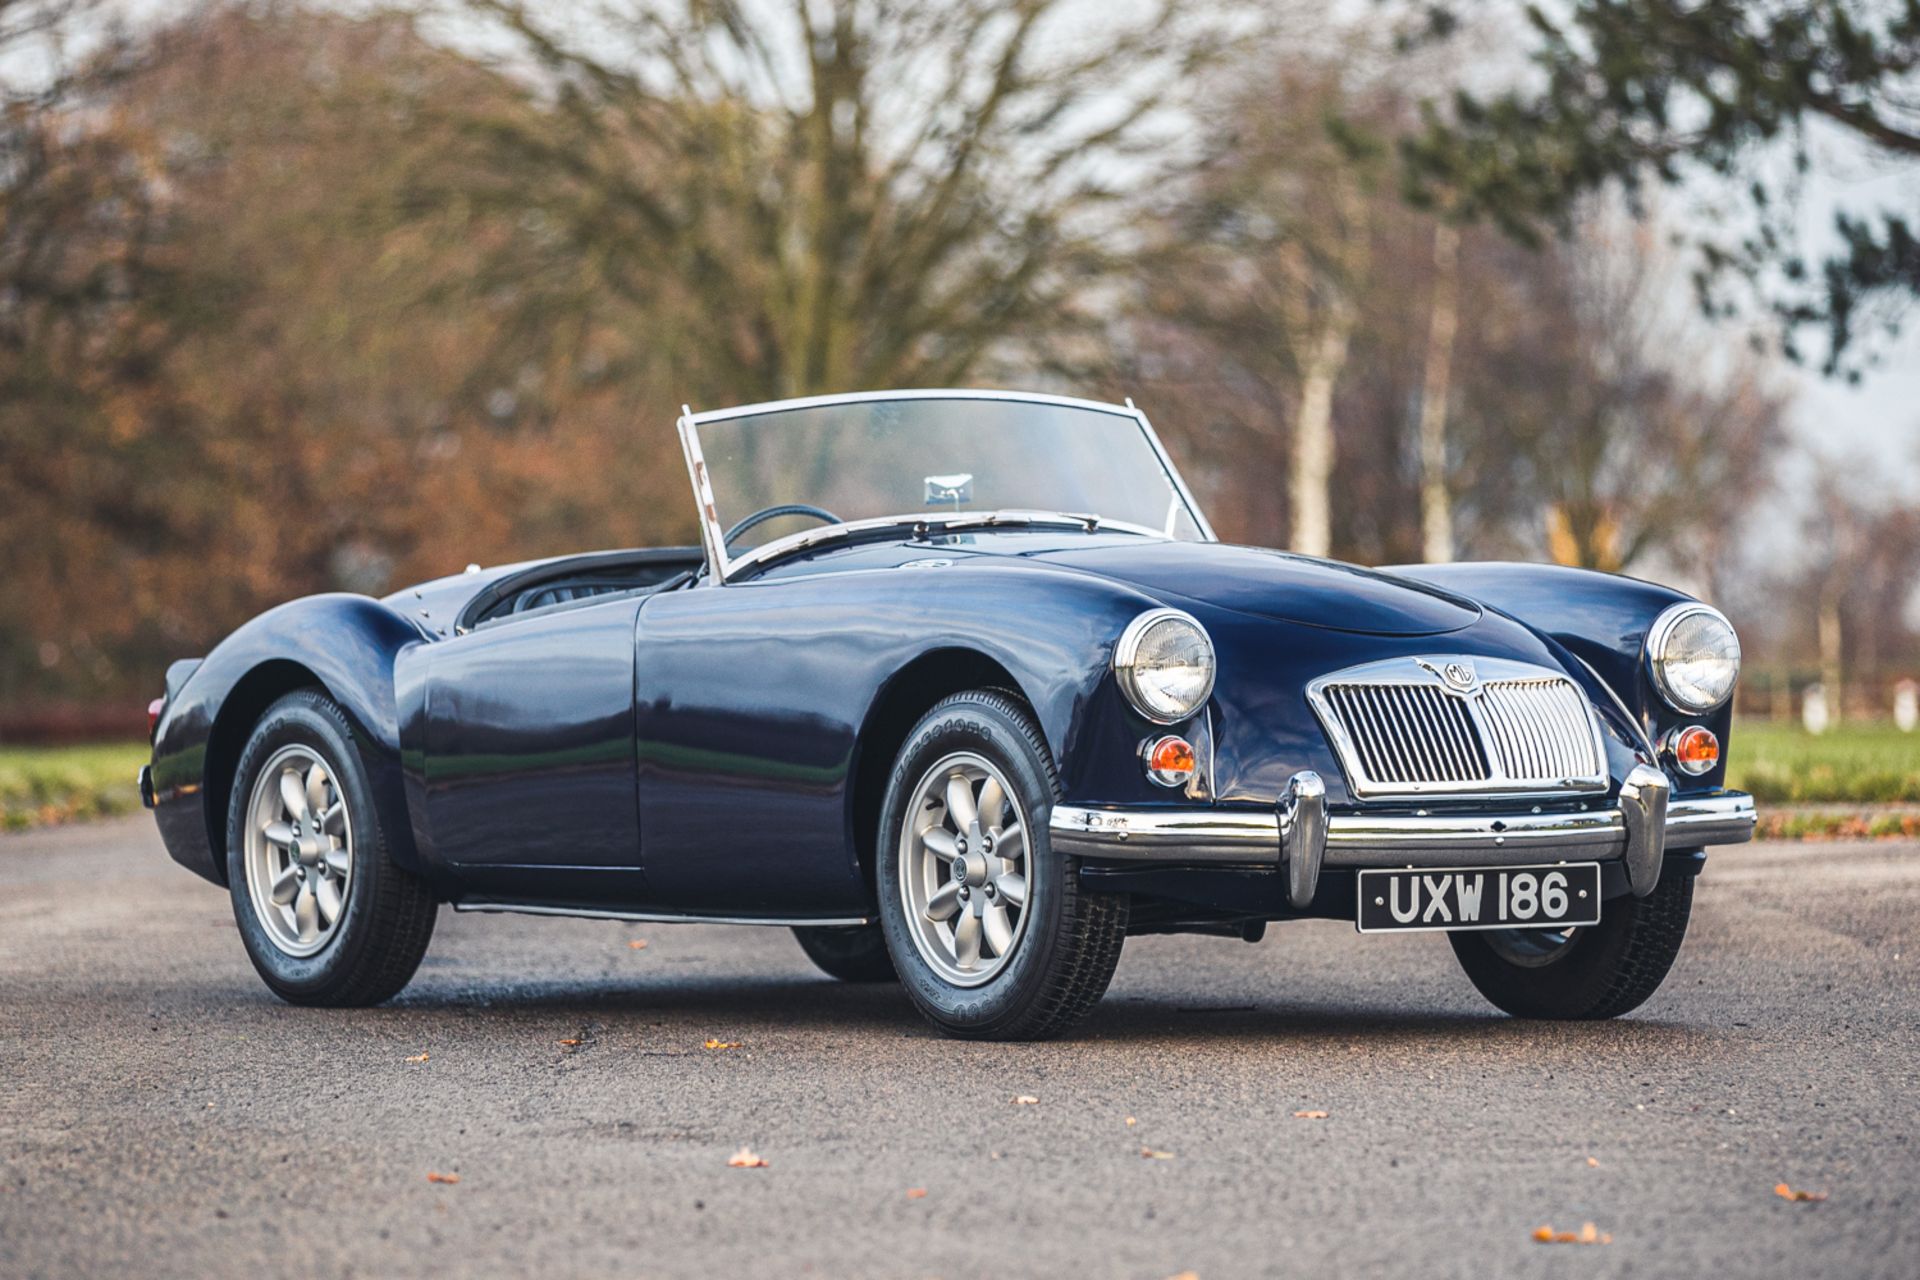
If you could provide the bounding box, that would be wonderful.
[723,503,843,550]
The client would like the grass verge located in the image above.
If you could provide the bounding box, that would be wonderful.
[1729,721,1920,804]
[0,742,149,832]
[1754,808,1920,841]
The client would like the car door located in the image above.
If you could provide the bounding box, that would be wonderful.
[414,593,646,900]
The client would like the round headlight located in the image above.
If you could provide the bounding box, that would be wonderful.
[1114,608,1215,724]
[1646,603,1741,713]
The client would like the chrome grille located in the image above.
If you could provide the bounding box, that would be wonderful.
[1321,683,1488,786]
[1476,678,1602,783]
[1307,658,1607,799]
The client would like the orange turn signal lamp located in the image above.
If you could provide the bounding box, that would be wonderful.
[1143,734,1197,788]
[1667,725,1720,776]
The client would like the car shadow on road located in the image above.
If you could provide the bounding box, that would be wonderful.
[371,971,1710,1055]
[1085,997,1707,1052]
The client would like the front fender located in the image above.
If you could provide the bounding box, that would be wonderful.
[1386,562,1733,792]
[150,594,431,886]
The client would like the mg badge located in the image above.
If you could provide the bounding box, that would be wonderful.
[1441,661,1475,691]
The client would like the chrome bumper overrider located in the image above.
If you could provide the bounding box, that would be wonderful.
[1051,769,1756,909]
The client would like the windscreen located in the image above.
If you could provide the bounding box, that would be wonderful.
[690,396,1206,560]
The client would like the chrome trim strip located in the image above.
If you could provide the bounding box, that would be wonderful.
[685,386,1144,426]
[1666,791,1758,847]
[673,388,1216,584]
[1125,396,1218,542]
[1323,807,1625,859]
[677,405,732,583]
[1574,654,1662,759]
[453,901,873,928]
[1049,787,1755,870]
[1050,804,1281,862]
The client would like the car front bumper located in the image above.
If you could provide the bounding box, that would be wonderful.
[1050,766,1755,909]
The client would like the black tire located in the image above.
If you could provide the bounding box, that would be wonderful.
[225,690,437,1006]
[875,690,1128,1040]
[1449,871,1694,1019]
[792,924,899,983]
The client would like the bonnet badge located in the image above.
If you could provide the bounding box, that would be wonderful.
[1441,661,1476,691]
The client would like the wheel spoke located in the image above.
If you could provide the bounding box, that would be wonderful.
[982,902,1014,956]
[323,845,351,877]
[921,826,958,860]
[305,763,330,820]
[945,773,977,831]
[992,820,1025,862]
[992,872,1026,909]
[952,907,982,969]
[269,865,302,906]
[262,821,296,850]
[293,885,319,943]
[319,801,346,837]
[925,881,962,922]
[314,875,343,927]
[279,769,310,822]
[977,775,1007,830]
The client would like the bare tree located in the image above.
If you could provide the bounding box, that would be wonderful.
[1126,64,1384,556]
[450,0,1234,405]
[1487,213,1789,577]
[1415,221,1458,561]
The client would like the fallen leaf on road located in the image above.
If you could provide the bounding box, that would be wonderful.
[728,1147,768,1169]
[426,1172,460,1185]
[906,1188,927,1200]
[628,939,649,950]
[1775,1183,1828,1202]
[1012,1095,1039,1106]
[1292,1110,1328,1119]
[1586,1157,1600,1168]
[405,1053,429,1063]
[557,1038,583,1047]
[1140,1147,1175,1160]
[1125,1116,1137,1127]
[1532,1222,1610,1245]
[1166,1273,1200,1280]
[705,1039,741,1050]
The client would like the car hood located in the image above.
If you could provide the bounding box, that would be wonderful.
[1009,539,1482,636]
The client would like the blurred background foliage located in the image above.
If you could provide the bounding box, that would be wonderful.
[1,0,1916,739]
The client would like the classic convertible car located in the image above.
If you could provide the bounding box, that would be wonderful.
[145,389,1755,1039]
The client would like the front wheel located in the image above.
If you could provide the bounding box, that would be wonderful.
[226,690,437,1006]
[876,690,1128,1040]
[1449,871,1694,1019]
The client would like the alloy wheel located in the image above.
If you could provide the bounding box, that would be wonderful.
[242,744,353,957]
[898,752,1032,986]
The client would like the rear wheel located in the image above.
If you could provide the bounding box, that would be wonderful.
[876,690,1128,1040]
[1449,871,1694,1019]
[792,923,898,983]
[226,690,437,1006]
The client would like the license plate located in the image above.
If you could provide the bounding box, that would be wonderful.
[1355,863,1602,934]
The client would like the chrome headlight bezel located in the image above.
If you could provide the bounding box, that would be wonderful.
[1113,607,1216,725]
[1645,602,1741,714]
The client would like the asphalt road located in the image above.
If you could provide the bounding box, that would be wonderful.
[2,819,1915,1279]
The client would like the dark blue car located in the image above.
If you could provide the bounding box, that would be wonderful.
[145,390,1755,1039]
